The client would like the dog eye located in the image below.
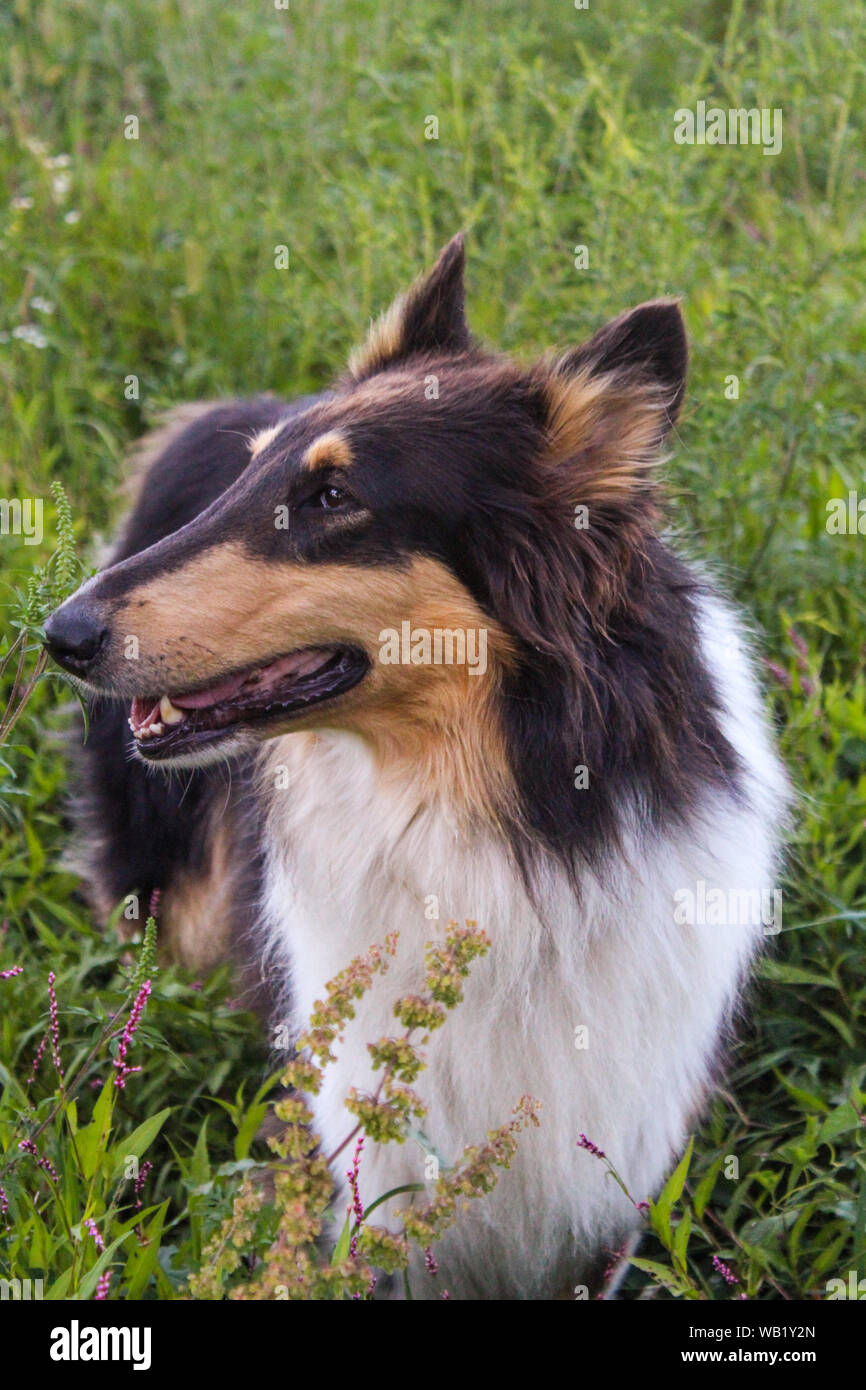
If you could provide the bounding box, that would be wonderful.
[303,484,351,512]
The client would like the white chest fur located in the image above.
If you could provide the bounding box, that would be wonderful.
[259,593,788,1298]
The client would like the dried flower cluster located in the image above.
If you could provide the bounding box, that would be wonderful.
[189,922,539,1300]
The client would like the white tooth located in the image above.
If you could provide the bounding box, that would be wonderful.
[150,722,164,736]
[160,694,185,725]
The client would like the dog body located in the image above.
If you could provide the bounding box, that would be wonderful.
[46,238,788,1298]
[262,642,783,1298]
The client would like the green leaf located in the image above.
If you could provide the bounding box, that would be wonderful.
[190,1117,210,1187]
[774,1070,831,1114]
[108,1107,171,1180]
[74,1079,116,1180]
[855,1170,866,1281]
[28,1206,51,1268]
[757,959,836,988]
[817,1102,861,1146]
[814,1007,856,1048]
[650,1138,693,1249]
[363,1183,424,1221]
[92,1075,115,1136]
[693,1156,723,1220]
[333,1212,353,1264]
[46,1266,74,1301]
[233,1101,269,1161]
[672,1208,692,1272]
[76,1230,131,1300]
[123,1200,170,1299]
[628,1256,695,1297]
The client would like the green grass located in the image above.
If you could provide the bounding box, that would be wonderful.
[1,0,864,1299]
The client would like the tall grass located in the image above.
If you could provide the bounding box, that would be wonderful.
[0,0,864,1298]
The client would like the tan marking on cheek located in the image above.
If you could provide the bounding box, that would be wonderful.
[113,546,499,681]
[339,589,516,825]
[249,422,285,460]
[348,649,516,827]
[301,431,353,472]
[114,545,517,825]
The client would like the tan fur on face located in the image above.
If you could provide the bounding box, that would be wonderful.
[111,548,517,824]
[301,431,353,472]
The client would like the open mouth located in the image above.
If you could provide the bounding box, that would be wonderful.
[128,645,369,759]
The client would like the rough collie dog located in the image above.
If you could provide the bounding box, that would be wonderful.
[44,236,788,1299]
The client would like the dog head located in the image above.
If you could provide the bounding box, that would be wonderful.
[45,236,688,826]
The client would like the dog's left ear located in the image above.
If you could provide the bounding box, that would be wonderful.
[539,300,687,507]
[559,300,687,420]
[348,234,471,382]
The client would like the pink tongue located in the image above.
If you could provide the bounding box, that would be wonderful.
[172,670,249,710]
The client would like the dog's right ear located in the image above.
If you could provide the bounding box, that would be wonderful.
[347,234,471,382]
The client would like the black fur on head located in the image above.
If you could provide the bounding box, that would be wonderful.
[339,236,738,879]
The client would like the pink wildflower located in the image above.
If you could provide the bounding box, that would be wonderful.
[346,1135,366,1296]
[85,1217,105,1252]
[18,1138,58,1183]
[47,972,64,1081]
[577,1133,606,1159]
[712,1253,740,1285]
[27,1032,47,1086]
[134,1161,152,1209]
[113,979,151,1088]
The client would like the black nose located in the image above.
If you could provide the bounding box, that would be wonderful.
[43,603,108,672]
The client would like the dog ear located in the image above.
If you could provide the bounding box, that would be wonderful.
[559,301,687,421]
[474,304,687,658]
[538,300,687,509]
[348,234,471,381]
